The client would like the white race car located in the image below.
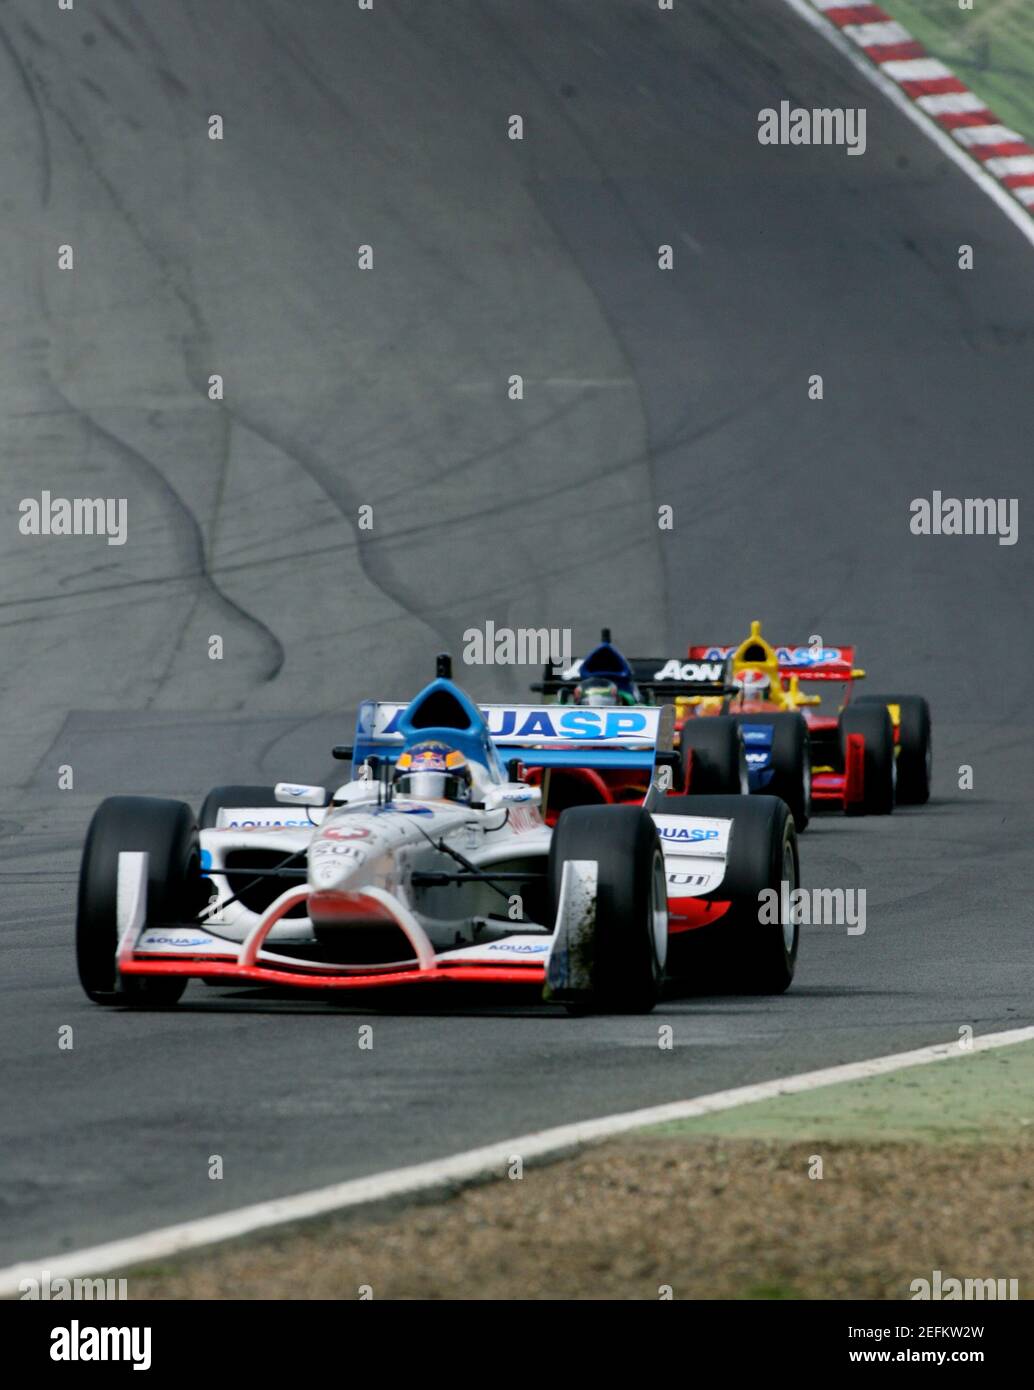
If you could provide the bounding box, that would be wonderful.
[76,664,800,1014]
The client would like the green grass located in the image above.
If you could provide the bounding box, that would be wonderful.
[888,0,1034,146]
[645,1039,1034,1144]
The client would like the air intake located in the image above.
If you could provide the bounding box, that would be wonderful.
[409,686,473,730]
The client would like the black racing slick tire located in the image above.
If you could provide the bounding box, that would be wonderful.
[663,794,799,995]
[855,694,931,805]
[839,704,895,816]
[680,717,749,796]
[77,796,201,1006]
[729,711,811,831]
[548,805,666,1014]
[198,784,282,830]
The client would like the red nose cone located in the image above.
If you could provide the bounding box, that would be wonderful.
[308,890,395,925]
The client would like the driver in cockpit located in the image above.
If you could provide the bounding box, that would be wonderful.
[393,740,473,803]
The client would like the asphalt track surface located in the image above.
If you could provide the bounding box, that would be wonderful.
[1,0,1031,1267]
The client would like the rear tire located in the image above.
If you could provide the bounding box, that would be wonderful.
[664,794,799,994]
[855,694,931,805]
[840,705,895,815]
[680,717,748,796]
[77,796,200,1005]
[548,805,666,1014]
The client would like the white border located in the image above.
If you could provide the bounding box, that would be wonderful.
[8,3,1034,1301]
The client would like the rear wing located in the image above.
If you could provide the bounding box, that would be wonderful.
[627,657,732,698]
[688,644,862,682]
[491,702,676,772]
[533,656,731,700]
[353,700,675,773]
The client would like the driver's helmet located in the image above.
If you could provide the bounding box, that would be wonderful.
[734,668,772,701]
[572,677,621,707]
[394,740,472,802]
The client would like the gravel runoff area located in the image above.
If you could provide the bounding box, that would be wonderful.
[123,1041,1034,1300]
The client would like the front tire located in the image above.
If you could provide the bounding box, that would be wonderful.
[855,694,931,805]
[548,805,666,1014]
[680,716,749,795]
[840,704,895,815]
[77,796,200,1005]
[729,711,811,830]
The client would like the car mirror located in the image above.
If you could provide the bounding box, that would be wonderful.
[274,782,327,807]
[482,783,542,811]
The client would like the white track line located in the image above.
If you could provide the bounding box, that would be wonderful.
[4,1024,1033,1297]
[779,0,1034,249]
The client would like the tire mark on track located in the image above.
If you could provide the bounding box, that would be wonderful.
[214,407,454,656]
[0,18,51,206]
[53,402,285,697]
[24,64,285,696]
[474,0,671,634]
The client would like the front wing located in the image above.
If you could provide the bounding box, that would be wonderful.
[114,852,585,992]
